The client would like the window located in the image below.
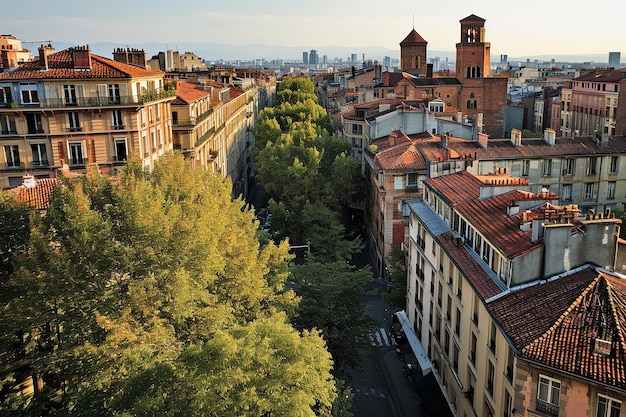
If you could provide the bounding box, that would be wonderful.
[542,159,553,176]
[0,86,12,105]
[597,394,621,417]
[486,361,494,396]
[489,321,496,352]
[108,84,120,103]
[587,157,598,175]
[4,145,20,167]
[584,183,595,201]
[610,156,619,173]
[68,112,81,132]
[522,160,530,176]
[407,173,418,189]
[112,110,123,129]
[68,141,85,165]
[505,347,514,382]
[63,84,77,105]
[20,83,38,104]
[26,113,43,134]
[394,176,403,190]
[537,375,560,411]
[0,115,16,134]
[469,332,477,365]
[608,182,616,200]
[452,343,459,373]
[114,138,128,162]
[562,184,572,201]
[31,143,48,167]
[151,132,156,150]
[563,158,575,176]
[455,308,461,336]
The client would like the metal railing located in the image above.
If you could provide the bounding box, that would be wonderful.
[2,89,176,109]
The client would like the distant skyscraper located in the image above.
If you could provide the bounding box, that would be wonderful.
[384,56,391,67]
[609,52,621,68]
[302,51,309,65]
[309,49,319,65]
[500,54,508,65]
[351,53,357,64]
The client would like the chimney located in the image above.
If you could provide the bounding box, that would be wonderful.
[478,131,488,149]
[457,111,463,123]
[543,128,556,146]
[427,63,433,78]
[38,43,55,70]
[22,174,37,189]
[441,133,448,149]
[510,128,522,146]
[72,45,92,70]
[113,47,147,68]
[389,131,396,146]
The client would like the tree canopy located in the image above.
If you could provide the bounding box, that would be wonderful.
[0,153,339,416]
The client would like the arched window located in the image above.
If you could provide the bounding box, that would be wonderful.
[467,67,471,78]
[470,92,475,98]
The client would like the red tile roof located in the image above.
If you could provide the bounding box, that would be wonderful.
[425,171,551,258]
[575,69,626,83]
[12,177,58,210]
[460,14,485,23]
[172,81,210,105]
[0,46,163,80]
[489,266,626,390]
[400,29,428,45]
[438,231,503,300]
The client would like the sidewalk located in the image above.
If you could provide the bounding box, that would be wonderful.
[378,343,423,417]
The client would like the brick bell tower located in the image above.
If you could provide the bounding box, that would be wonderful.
[456,14,491,134]
[400,28,428,76]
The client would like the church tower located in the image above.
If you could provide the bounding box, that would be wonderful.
[400,29,428,75]
[456,14,491,84]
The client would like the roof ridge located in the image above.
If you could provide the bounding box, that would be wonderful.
[603,274,626,354]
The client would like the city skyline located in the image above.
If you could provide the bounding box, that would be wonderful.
[2,0,624,62]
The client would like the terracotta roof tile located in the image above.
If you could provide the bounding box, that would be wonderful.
[173,81,210,105]
[0,47,163,80]
[575,69,626,83]
[438,231,503,300]
[12,178,58,210]
[425,172,546,258]
[489,266,626,389]
[400,29,428,45]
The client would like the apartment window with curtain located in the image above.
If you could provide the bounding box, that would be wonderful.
[522,159,530,176]
[584,183,595,201]
[112,110,123,129]
[563,158,575,176]
[562,184,572,201]
[597,394,621,417]
[537,375,560,415]
[68,112,81,132]
[31,143,48,167]
[4,145,20,167]
[609,156,619,173]
[607,182,616,200]
[587,157,598,175]
[542,159,553,176]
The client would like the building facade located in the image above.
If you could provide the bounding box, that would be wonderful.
[560,69,625,138]
[0,45,175,188]
[404,170,623,417]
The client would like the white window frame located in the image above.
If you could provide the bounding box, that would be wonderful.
[542,159,553,177]
[112,110,123,129]
[610,156,619,174]
[562,184,572,201]
[394,176,403,190]
[597,394,621,417]
[68,111,81,132]
[113,137,128,162]
[537,374,561,405]
[608,182,616,200]
[67,140,86,165]
[31,143,48,167]
[19,83,38,104]
[4,144,20,167]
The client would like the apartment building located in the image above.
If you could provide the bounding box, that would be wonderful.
[0,44,175,188]
[560,69,626,138]
[403,170,623,417]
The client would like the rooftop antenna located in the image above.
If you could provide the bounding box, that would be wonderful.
[413,14,415,30]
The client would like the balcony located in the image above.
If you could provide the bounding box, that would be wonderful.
[69,157,89,167]
[535,400,559,416]
[0,129,18,135]
[32,160,49,168]
[67,127,83,133]
[112,125,125,130]
[7,89,176,109]
[1,161,25,170]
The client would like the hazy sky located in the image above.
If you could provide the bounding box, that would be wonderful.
[2,0,623,58]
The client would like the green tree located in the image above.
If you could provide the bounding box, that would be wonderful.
[382,243,408,309]
[290,261,376,375]
[0,153,338,416]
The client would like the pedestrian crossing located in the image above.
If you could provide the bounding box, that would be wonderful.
[352,385,387,398]
[369,328,391,347]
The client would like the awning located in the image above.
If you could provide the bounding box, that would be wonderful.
[413,372,455,417]
[394,310,432,375]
